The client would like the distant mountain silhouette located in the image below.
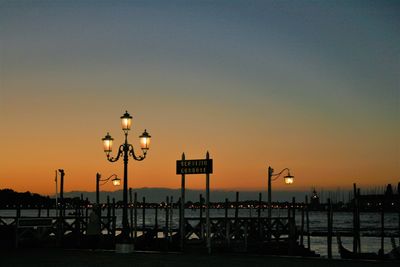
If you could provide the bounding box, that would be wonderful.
[57,187,308,203]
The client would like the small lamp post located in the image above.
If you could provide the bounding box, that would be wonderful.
[95,173,121,205]
[102,111,151,252]
[267,166,294,238]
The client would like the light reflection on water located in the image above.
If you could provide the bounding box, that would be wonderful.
[1,208,398,257]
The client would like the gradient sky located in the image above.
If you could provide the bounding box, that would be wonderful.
[0,0,399,196]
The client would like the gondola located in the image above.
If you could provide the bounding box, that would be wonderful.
[337,235,400,260]
[337,235,379,260]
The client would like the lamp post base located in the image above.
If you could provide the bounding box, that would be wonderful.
[115,243,134,253]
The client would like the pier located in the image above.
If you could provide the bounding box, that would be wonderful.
[1,185,399,260]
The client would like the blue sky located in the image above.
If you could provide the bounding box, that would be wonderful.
[0,0,399,194]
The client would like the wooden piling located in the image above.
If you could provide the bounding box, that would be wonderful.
[292,197,296,222]
[75,200,81,246]
[352,183,359,253]
[80,194,84,219]
[107,196,111,235]
[74,201,78,230]
[300,201,305,246]
[206,151,211,255]
[129,188,133,239]
[16,204,21,218]
[180,152,186,250]
[200,194,204,240]
[170,196,174,241]
[134,192,138,239]
[199,194,203,220]
[142,197,146,231]
[112,198,116,237]
[225,198,229,245]
[305,195,310,249]
[327,198,332,259]
[235,191,239,222]
[244,220,248,252]
[357,188,361,253]
[258,193,262,239]
[155,205,158,234]
[85,197,89,224]
[381,195,385,257]
[165,196,169,240]
[224,198,229,220]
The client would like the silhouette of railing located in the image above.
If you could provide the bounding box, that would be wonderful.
[0,215,117,248]
[184,216,296,243]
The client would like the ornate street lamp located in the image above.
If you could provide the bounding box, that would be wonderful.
[102,111,151,252]
[267,166,294,239]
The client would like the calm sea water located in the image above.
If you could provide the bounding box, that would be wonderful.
[1,208,399,258]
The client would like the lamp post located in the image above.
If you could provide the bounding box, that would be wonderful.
[96,173,121,205]
[267,166,294,238]
[102,111,151,250]
[58,169,65,218]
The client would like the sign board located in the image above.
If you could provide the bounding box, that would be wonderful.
[176,159,213,174]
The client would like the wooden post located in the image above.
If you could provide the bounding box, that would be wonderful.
[155,205,158,237]
[292,197,296,222]
[75,200,81,246]
[353,183,358,253]
[169,196,173,242]
[235,191,239,222]
[165,196,169,240]
[85,198,89,224]
[381,196,385,257]
[244,220,248,252]
[224,198,229,220]
[288,197,296,256]
[80,194,84,219]
[199,194,203,219]
[398,200,400,245]
[15,204,21,248]
[357,188,361,253]
[267,166,272,228]
[57,169,65,247]
[112,198,116,238]
[17,204,21,218]
[134,192,137,239]
[225,198,229,245]
[74,201,79,230]
[327,198,332,259]
[142,197,146,232]
[305,195,310,249]
[206,151,211,254]
[107,196,111,235]
[129,188,133,239]
[180,153,185,250]
[200,194,204,240]
[258,193,262,239]
[179,196,183,235]
[300,201,305,246]
[96,173,100,205]
[59,169,65,218]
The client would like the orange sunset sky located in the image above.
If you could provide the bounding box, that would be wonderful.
[1,1,399,196]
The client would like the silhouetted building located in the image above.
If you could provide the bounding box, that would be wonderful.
[358,183,400,211]
[309,188,320,210]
